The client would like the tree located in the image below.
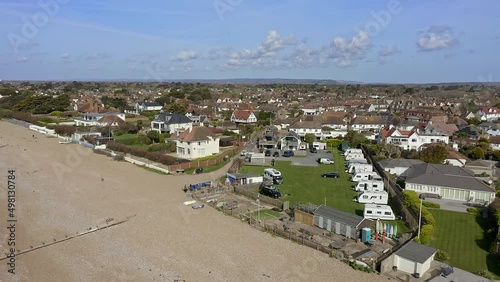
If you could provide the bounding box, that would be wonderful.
[54,125,76,136]
[344,131,368,148]
[417,144,449,164]
[468,117,480,125]
[147,130,160,143]
[304,133,316,145]
[470,147,485,159]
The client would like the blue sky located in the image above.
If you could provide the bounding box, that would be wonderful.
[0,0,498,83]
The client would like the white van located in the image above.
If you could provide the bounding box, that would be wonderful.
[344,149,362,156]
[351,172,379,182]
[356,191,389,205]
[345,158,368,167]
[345,153,365,161]
[263,168,283,184]
[346,163,373,174]
[363,204,395,220]
[354,180,384,192]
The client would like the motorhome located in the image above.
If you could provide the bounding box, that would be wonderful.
[356,191,389,205]
[344,148,362,156]
[363,204,395,220]
[354,180,384,192]
[345,158,368,167]
[263,168,283,184]
[351,172,379,182]
[369,174,383,181]
[345,153,365,161]
[346,163,373,174]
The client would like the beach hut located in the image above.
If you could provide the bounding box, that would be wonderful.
[313,205,371,239]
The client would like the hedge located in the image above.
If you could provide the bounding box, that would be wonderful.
[106,141,176,165]
[403,190,436,245]
[466,207,482,214]
[422,201,440,209]
[418,224,434,244]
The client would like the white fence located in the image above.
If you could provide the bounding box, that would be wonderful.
[123,156,170,174]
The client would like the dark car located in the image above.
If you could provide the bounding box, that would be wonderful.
[272,151,279,157]
[265,150,271,157]
[176,158,191,164]
[282,150,294,157]
[310,147,318,153]
[259,182,282,199]
[321,172,340,178]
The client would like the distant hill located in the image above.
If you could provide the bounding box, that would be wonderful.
[136,78,363,85]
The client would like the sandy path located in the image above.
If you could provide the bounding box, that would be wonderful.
[0,121,390,282]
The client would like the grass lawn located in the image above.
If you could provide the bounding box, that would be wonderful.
[185,160,230,174]
[241,150,364,215]
[248,209,282,221]
[429,209,499,277]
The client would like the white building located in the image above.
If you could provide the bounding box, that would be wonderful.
[378,158,424,177]
[230,110,257,124]
[174,126,220,159]
[74,112,126,127]
[135,102,163,112]
[151,113,193,134]
[381,240,437,278]
[477,106,500,121]
[380,127,449,151]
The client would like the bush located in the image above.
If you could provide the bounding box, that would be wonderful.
[422,201,440,209]
[434,250,450,262]
[466,207,482,214]
[418,224,434,244]
[475,270,494,279]
[49,111,62,116]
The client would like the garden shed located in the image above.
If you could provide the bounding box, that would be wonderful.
[313,205,371,239]
[226,173,263,185]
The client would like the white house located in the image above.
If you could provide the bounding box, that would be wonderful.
[289,116,322,139]
[381,240,437,278]
[405,163,496,204]
[380,127,449,151]
[378,158,424,177]
[350,115,385,132]
[74,112,126,127]
[279,131,302,151]
[135,102,163,112]
[174,126,220,159]
[151,113,193,134]
[230,110,257,124]
[477,107,500,121]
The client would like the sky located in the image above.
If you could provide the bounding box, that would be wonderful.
[0,0,499,83]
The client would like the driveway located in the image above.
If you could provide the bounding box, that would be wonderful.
[267,149,332,167]
[423,198,470,213]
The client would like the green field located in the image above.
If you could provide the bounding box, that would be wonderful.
[248,209,282,221]
[429,209,499,277]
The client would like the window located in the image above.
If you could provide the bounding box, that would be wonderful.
[384,212,392,215]
[366,210,372,214]
[198,142,201,145]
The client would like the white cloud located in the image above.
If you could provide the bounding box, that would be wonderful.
[286,41,328,68]
[172,50,198,62]
[328,30,371,67]
[61,53,70,60]
[377,46,400,64]
[417,25,459,52]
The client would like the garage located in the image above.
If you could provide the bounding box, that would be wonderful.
[313,205,371,239]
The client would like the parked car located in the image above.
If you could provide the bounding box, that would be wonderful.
[265,150,271,157]
[259,182,282,199]
[282,150,294,157]
[272,151,279,157]
[310,147,318,153]
[240,150,248,156]
[175,158,191,164]
[317,158,334,164]
[321,172,340,178]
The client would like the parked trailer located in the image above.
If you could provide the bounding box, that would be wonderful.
[345,158,368,167]
[354,180,384,192]
[363,204,396,220]
[351,172,379,182]
[346,163,373,174]
[345,153,365,161]
[356,191,389,205]
[343,148,362,156]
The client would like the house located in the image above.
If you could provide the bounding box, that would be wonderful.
[279,131,302,151]
[378,158,424,177]
[350,115,385,132]
[380,127,449,151]
[490,136,500,150]
[313,205,371,239]
[226,173,263,185]
[74,112,126,127]
[464,160,497,177]
[381,240,437,278]
[444,148,468,167]
[173,126,220,159]
[405,163,496,204]
[477,106,500,121]
[289,115,322,140]
[479,122,500,137]
[421,123,458,137]
[257,127,281,149]
[151,113,193,134]
[135,102,163,112]
[230,110,257,124]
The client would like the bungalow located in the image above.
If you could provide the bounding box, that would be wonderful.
[350,115,385,132]
[230,110,257,124]
[477,106,500,121]
[381,240,437,278]
[135,102,163,112]
[405,163,496,204]
[174,126,220,159]
[279,131,302,151]
[464,159,497,177]
[74,112,126,127]
[151,113,193,134]
[378,158,424,177]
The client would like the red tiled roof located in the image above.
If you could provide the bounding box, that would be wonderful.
[175,126,217,142]
[232,110,253,120]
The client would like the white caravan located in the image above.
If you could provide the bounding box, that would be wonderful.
[344,149,362,156]
[351,172,379,182]
[354,180,384,192]
[346,163,373,174]
[345,153,365,161]
[363,204,395,220]
[345,158,368,167]
[263,168,283,184]
[356,191,389,205]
